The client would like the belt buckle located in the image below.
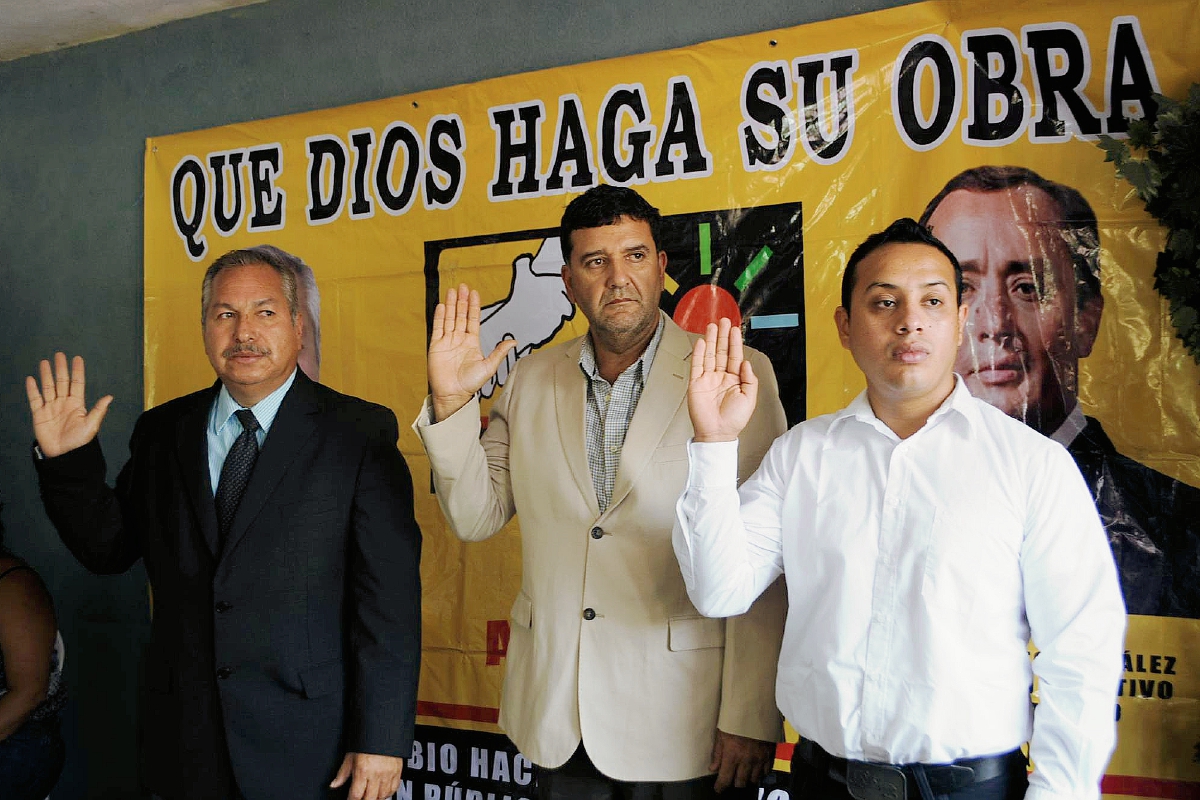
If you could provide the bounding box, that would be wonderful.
[846,761,907,800]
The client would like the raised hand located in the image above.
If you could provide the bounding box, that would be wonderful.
[428,284,518,421]
[25,353,113,458]
[687,319,758,443]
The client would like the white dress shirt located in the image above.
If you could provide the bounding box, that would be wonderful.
[674,377,1125,800]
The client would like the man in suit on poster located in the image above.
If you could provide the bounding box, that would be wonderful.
[26,247,422,800]
[920,165,1200,617]
[414,185,788,799]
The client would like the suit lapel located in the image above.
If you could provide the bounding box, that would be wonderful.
[555,338,601,519]
[220,372,321,560]
[175,383,222,559]
[607,320,690,511]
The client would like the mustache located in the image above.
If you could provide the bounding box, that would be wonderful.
[602,289,636,304]
[223,343,271,358]
[961,340,1027,373]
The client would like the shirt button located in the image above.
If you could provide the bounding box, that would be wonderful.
[215,601,232,613]
[583,608,596,621]
[216,667,233,680]
[591,527,603,539]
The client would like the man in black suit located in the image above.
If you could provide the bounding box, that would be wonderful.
[26,247,421,800]
[921,165,1200,618]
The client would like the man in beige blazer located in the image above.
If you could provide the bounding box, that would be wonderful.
[413,185,788,799]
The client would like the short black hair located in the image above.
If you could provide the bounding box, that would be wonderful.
[560,185,663,261]
[841,218,963,314]
[919,165,1102,308]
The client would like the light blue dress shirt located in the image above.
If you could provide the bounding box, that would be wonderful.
[206,368,298,496]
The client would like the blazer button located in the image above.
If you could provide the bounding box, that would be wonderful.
[590,527,603,539]
[582,608,596,620]
[215,601,232,613]
[216,667,233,680]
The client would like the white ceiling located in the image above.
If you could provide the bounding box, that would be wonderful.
[1,0,268,63]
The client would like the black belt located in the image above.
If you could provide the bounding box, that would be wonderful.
[794,739,1025,800]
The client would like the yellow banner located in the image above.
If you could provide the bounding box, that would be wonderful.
[145,0,1200,795]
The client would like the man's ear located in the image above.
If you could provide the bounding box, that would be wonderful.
[834,306,851,350]
[561,264,577,305]
[1073,292,1103,359]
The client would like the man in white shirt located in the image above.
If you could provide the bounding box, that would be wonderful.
[673,218,1126,800]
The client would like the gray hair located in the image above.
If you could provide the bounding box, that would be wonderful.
[242,245,321,365]
[201,247,300,324]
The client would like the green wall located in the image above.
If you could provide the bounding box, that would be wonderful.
[0,0,912,795]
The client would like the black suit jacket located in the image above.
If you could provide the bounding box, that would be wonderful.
[35,371,422,800]
[1068,416,1200,618]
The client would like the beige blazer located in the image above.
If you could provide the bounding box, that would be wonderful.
[414,317,787,781]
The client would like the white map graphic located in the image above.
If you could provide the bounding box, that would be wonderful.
[477,236,575,398]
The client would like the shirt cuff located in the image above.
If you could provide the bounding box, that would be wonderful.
[413,396,436,429]
[686,439,739,489]
[413,395,478,430]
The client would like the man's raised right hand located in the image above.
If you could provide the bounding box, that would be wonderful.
[25,353,113,458]
[428,284,518,422]
[687,319,758,443]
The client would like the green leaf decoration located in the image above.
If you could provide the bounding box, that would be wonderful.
[1097,135,1130,163]
[1099,84,1200,367]
[1128,119,1157,149]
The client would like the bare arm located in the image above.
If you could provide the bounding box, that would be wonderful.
[0,562,58,741]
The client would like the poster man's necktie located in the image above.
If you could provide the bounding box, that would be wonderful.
[215,408,261,546]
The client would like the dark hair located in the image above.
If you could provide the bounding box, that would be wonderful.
[918,165,1102,307]
[201,247,299,324]
[559,185,663,261]
[841,218,963,313]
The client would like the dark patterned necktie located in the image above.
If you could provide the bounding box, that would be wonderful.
[215,408,261,545]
